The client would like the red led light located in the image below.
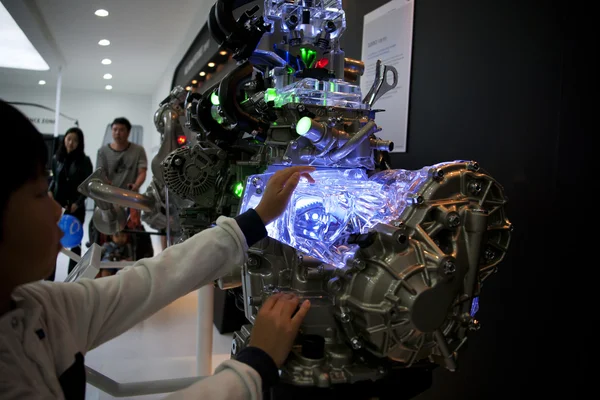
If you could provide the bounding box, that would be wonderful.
[315,58,329,69]
[177,135,187,145]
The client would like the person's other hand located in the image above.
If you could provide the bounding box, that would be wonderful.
[254,166,315,225]
[127,183,139,192]
[70,204,78,213]
[249,293,311,367]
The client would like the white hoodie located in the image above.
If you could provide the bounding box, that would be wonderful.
[0,212,275,400]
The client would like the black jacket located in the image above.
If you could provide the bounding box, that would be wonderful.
[49,154,93,210]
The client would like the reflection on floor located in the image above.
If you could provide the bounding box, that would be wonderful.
[55,211,235,400]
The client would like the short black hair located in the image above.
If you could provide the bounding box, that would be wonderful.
[111,117,132,132]
[0,100,48,241]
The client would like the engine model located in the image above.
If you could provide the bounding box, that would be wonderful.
[79,0,512,388]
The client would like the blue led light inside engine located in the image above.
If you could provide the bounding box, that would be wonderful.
[471,297,480,317]
[240,163,458,267]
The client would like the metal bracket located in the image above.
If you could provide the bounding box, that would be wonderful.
[362,60,399,108]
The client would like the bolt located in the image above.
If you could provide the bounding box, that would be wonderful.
[352,259,366,270]
[282,156,292,165]
[174,158,182,166]
[433,169,444,181]
[297,104,306,113]
[252,177,262,187]
[467,162,480,171]
[247,256,259,267]
[340,313,351,323]
[231,339,237,354]
[350,337,362,349]
[290,140,299,150]
[484,248,495,261]
[416,196,424,205]
[256,189,263,195]
[468,181,482,195]
[443,260,456,275]
[397,234,407,244]
[447,213,461,227]
[469,319,481,331]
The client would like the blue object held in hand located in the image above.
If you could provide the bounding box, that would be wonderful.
[58,214,83,248]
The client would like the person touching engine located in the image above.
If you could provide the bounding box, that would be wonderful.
[0,99,315,400]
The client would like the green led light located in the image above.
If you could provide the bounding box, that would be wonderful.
[300,47,317,68]
[211,91,220,106]
[296,117,312,135]
[265,88,277,103]
[233,182,244,198]
[286,66,295,74]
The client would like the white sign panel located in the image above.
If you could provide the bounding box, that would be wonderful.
[361,0,415,153]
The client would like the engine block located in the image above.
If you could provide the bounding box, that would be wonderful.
[79,0,513,389]
[228,161,511,385]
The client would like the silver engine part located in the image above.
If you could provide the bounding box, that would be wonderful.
[230,161,511,386]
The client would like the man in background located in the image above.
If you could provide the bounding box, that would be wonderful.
[96,117,147,191]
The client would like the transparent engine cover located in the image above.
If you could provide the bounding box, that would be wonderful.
[264,0,346,40]
[240,163,456,268]
[271,78,366,108]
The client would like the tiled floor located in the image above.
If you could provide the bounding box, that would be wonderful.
[55,211,235,400]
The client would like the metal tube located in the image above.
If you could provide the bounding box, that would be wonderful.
[86,366,204,397]
[329,120,377,162]
[369,138,394,152]
[86,180,155,212]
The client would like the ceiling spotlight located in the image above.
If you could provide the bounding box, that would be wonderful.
[38,80,46,85]
[105,85,113,90]
[219,50,228,56]
[98,39,110,46]
[199,71,206,77]
[95,9,109,17]
[103,73,112,79]
[185,86,191,91]
[101,58,112,65]
[192,80,198,84]
[208,62,215,68]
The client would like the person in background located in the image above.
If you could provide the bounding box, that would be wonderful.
[0,100,314,400]
[98,231,133,278]
[96,117,147,192]
[48,127,93,278]
[92,117,148,246]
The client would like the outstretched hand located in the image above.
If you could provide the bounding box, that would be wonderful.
[254,166,315,225]
[249,293,311,367]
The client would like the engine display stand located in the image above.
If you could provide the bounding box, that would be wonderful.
[266,368,433,400]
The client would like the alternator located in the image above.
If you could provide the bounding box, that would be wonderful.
[161,141,227,207]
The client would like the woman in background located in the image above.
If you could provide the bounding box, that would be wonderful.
[48,127,93,278]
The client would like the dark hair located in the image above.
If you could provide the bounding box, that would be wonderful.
[0,100,48,240]
[56,127,85,162]
[111,117,132,132]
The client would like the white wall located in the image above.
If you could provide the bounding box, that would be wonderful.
[0,85,155,192]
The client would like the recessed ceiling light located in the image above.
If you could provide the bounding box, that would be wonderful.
[208,62,215,68]
[95,9,109,17]
[192,80,198,84]
[199,71,206,77]
[105,85,113,90]
[101,58,112,65]
[38,80,46,85]
[185,86,191,91]
[0,3,49,70]
[103,73,112,80]
[219,50,227,56]
[98,39,110,46]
